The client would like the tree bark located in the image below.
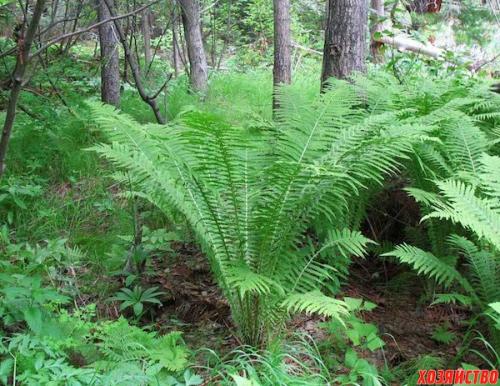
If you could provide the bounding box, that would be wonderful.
[321,0,368,87]
[142,7,152,68]
[370,0,385,63]
[172,24,182,77]
[178,0,208,93]
[0,0,46,178]
[172,1,182,77]
[97,0,121,106]
[102,0,166,123]
[272,0,291,113]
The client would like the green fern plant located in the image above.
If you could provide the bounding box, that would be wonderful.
[385,154,500,349]
[97,317,189,373]
[0,310,191,385]
[89,79,434,346]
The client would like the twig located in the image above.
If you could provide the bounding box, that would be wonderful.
[29,0,161,59]
[149,73,173,100]
[102,0,166,123]
[291,42,321,55]
[469,52,500,73]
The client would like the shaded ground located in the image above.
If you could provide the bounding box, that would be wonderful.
[150,242,236,352]
[144,241,469,368]
[345,262,467,366]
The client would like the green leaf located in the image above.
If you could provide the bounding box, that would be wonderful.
[362,301,377,311]
[345,348,359,368]
[183,369,203,386]
[282,291,349,324]
[432,325,456,345]
[344,297,363,311]
[125,274,137,287]
[231,374,261,386]
[431,293,472,306]
[0,358,13,385]
[489,302,500,314]
[226,263,284,297]
[24,307,43,334]
[133,302,143,316]
[346,328,361,345]
[366,335,385,351]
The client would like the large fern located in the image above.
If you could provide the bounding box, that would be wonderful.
[387,154,500,347]
[90,79,434,346]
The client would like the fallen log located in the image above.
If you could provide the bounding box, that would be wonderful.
[376,34,444,58]
[292,35,443,59]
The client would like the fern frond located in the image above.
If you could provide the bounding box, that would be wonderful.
[441,114,488,176]
[226,262,284,297]
[424,179,500,249]
[325,229,374,258]
[405,187,443,207]
[479,154,500,199]
[383,244,470,290]
[282,291,349,324]
[431,293,473,306]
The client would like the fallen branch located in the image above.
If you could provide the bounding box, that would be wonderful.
[291,42,321,55]
[376,34,443,58]
[292,36,443,60]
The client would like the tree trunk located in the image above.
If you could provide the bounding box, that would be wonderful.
[142,7,152,68]
[321,0,368,87]
[272,0,291,113]
[97,0,121,106]
[172,28,181,77]
[172,2,182,77]
[102,0,166,124]
[0,0,46,178]
[178,0,208,93]
[370,0,385,63]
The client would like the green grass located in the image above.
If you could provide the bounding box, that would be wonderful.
[197,334,331,385]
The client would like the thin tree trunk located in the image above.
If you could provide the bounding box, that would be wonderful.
[216,0,232,70]
[0,0,46,178]
[172,2,182,77]
[58,0,70,52]
[63,0,84,54]
[142,7,152,68]
[97,0,121,106]
[321,0,368,88]
[178,23,189,74]
[272,0,291,113]
[178,0,208,93]
[172,26,181,77]
[370,0,385,63]
[102,0,166,123]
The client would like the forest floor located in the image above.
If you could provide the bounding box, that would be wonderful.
[113,240,470,369]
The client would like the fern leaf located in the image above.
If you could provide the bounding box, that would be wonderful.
[431,293,473,306]
[282,291,349,324]
[226,262,284,297]
[326,229,374,258]
[383,244,468,289]
[425,179,500,249]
